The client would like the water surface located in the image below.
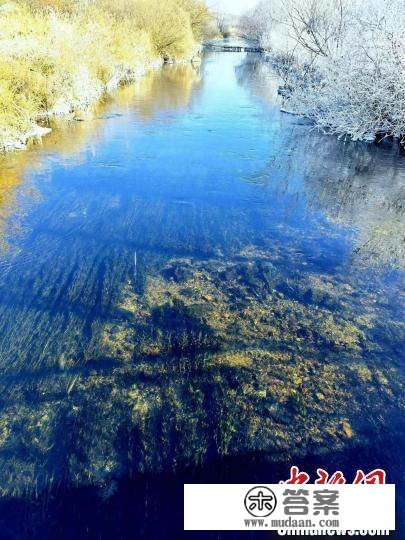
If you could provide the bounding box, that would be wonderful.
[0,49,404,539]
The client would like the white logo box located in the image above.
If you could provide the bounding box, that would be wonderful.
[184,484,395,531]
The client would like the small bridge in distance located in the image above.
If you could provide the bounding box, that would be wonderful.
[205,44,264,53]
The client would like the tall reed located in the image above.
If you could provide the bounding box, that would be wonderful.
[0,0,211,149]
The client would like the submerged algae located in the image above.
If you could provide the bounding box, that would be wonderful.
[1,254,402,490]
[0,248,401,496]
[107,256,368,355]
[0,56,403,498]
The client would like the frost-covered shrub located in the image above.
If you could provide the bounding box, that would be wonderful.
[242,0,405,144]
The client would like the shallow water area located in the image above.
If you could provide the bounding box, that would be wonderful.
[0,46,403,539]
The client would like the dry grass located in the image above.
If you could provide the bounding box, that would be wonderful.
[0,0,211,149]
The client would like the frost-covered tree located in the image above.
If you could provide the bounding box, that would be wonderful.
[239,1,273,44]
[242,0,405,145]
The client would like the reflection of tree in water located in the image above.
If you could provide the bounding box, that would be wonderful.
[0,153,44,253]
[127,63,202,120]
[236,54,281,105]
[0,156,22,249]
[302,141,405,268]
[238,55,405,269]
[283,135,405,269]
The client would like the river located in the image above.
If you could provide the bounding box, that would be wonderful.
[0,45,403,539]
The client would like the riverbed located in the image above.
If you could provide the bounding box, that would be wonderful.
[0,47,403,539]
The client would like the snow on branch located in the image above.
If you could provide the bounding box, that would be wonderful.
[241,0,405,145]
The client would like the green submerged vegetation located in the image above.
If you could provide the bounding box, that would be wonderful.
[0,245,403,496]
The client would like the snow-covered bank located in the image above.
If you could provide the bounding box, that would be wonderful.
[2,58,165,152]
[0,0,210,152]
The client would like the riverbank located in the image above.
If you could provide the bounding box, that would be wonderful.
[0,0,210,151]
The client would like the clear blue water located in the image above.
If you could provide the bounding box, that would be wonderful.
[0,49,403,538]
